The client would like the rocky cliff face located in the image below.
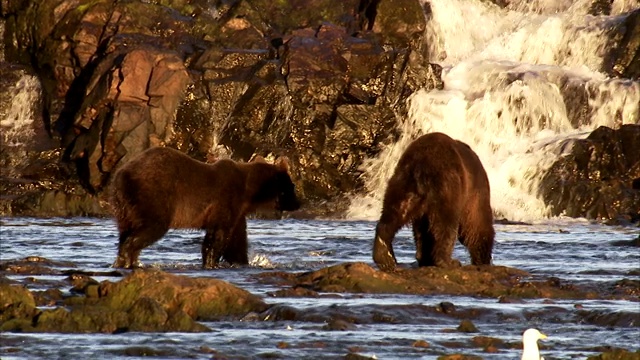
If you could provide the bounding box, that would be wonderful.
[0,0,638,222]
[1,0,442,217]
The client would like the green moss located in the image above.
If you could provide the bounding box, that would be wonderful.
[0,318,36,332]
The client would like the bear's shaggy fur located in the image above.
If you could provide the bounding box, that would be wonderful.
[373,132,495,271]
[110,147,300,269]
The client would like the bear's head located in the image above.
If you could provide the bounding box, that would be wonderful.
[248,157,301,213]
[271,157,301,212]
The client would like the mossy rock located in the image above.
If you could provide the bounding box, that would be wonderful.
[99,269,269,320]
[0,283,36,309]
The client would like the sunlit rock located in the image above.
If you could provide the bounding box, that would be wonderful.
[539,125,640,224]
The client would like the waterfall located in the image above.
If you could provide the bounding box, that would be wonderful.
[0,74,42,147]
[347,0,640,222]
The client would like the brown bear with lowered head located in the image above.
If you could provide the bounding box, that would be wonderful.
[110,147,300,269]
[373,132,495,271]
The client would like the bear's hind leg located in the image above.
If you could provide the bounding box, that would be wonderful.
[202,228,228,268]
[412,216,436,267]
[462,228,495,265]
[429,211,461,268]
[460,203,495,266]
[115,224,168,268]
[222,217,249,265]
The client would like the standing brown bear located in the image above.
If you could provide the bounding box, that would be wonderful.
[373,132,495,271]
[110,147,300,269]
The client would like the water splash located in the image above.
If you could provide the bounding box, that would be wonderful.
[250,253,275,268]
[347,0,640,222]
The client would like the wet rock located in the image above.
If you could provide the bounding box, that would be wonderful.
[111,347,177,358]
[539,125,640,224]
[323,318,357,331]
[456,319,479,333]
[260,262,598,299]
[437,355,483,360]
[373,0,428,48]
[262,305,300,321]
[497,295,525,304]
[589,0,613,16]
[345,353,377,360]
[612,278,640,298]
[0,283,39,331]
[413,339,430,348]
[604,9,640,79]
[68,273,99,294]
[127,297,170,332]
[577,309,640,327]
[0,269,269,333]
[267,285,320,298]
[471,335,505,353]
[34,305,130,333]
[32,288,64,307]
[99,269,269,321]
[0,256,76,275]
[610,237,640,247]
[587,348,640,360]
[0,283,36,309]
[436,301,457,314]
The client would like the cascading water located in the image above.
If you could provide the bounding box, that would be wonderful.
[347,0,640,222]
[0,74,41,146]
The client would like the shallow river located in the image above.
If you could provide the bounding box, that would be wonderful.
[0,217,638,359]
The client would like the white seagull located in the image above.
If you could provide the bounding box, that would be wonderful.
[522,328,547,360]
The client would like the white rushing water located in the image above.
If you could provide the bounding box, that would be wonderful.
[347,0,640,222]
[0,74,41,146]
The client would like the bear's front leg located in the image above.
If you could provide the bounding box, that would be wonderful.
[373,223,398,271]
[202,228,227,269]
[222,217,249,265]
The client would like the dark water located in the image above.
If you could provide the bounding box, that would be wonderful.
[0,217,639,359]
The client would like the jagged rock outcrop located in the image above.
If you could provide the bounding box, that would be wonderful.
[604,8,640,79]
[539,125,640,223]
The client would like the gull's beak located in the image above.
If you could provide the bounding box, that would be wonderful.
[540,333,548,339]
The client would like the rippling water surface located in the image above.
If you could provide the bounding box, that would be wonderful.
[0,217,638,359]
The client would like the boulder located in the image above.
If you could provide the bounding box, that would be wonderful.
[603,9,639,78]
[539,125,640,224]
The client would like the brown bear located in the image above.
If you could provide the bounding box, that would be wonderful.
[110,147,300,269]
[373,132,495,271]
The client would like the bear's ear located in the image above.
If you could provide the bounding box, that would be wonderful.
[250,155,267,164]
[275,156,290,171]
